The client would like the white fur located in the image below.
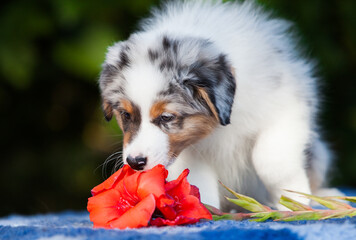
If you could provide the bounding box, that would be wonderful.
[104,0,332,210]
[123,59,173,168]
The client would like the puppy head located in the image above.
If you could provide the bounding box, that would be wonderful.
[99,35,236,170]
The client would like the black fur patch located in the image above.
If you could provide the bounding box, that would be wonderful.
[162,36,171,50]
[118,50,130,69]
[162,35,179,55]
[172,40,178,55]
[100,64,118,87]
[109,85,125,96]
[159,58,174,71]
[159,82,176,97]
[304,143,313,169]
[185,53,236,125]
[148,49,159,63]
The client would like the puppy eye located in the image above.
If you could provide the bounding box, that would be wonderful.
[160,113,175,123]
[120,111,131,121]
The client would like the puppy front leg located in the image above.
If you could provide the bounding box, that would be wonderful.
[252,116,312,210]
[168,151,221,209]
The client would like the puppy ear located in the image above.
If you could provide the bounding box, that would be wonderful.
[99,41,130,122]
[185,54,236,126]
[102,100,113,121]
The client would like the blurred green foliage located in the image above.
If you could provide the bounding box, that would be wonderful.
[0,0,355,216]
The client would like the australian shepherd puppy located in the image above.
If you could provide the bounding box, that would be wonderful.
[99,0,334,211]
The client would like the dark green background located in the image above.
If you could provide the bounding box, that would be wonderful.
[0,0,355,216]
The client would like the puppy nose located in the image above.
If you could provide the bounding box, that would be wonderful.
[126,155,147,170]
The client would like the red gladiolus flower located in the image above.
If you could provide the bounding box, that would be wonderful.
[152,169,212,226]
[87,164,212,229]
[87,165,167,229]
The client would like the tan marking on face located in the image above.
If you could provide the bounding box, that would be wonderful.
[123,131,132,148]
[114,110,132,148]
[149,101,168,120]
[168,114,218,157]
[197,88,219,122]
[113,99,141,148]
[121,99,134,114]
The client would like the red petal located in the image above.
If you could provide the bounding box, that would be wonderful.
[91,165,135,196]
[123,171,140,196]
[165,169,191,200]
[89,208,118,228]
[87,189,124,227]
[137,164,167,199]
[177,195,212,220]
[156,195,176,220]
[189,185,201,200]
[150,215,199,226]
[115,171,140,204]
[151,195,212,226]
[87,189,121,211]
[109,194,156,229]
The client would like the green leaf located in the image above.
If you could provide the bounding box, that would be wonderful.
[251,211,296,222]
[325,196,356,203]
[279,195,313,211]
[214,183,356,223]
[277,211,325,221]
[220,181,271,212]
[225,197,267,213]
[213,215,233,221]
[250,212,275,222]
[321,209,356,220]
[284,190,352,210]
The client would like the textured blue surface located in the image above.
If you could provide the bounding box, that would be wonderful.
[1,189,356,240]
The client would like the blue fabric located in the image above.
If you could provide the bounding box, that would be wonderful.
[1,189,356,240]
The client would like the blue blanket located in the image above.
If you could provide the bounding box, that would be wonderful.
[1,189,356,240]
